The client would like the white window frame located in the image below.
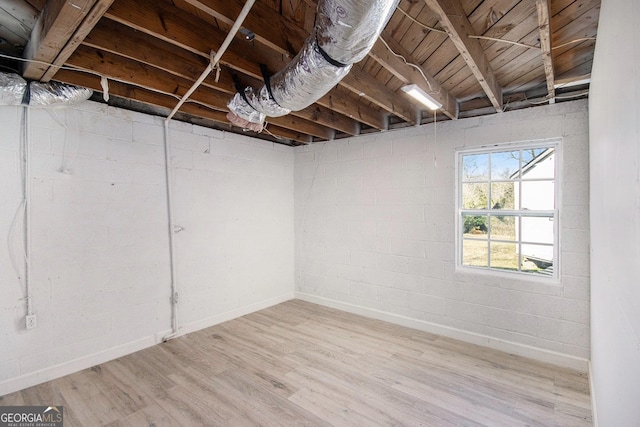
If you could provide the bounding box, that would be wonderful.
[455,138,561,281]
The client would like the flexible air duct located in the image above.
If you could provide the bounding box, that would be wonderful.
[227,0,400,132]
[1,72,92,106]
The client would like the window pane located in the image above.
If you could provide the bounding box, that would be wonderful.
[521,180,555,210]
[463,239,488,267]
[490,182,515,209]
[520,244,554,275]
[521,148,555,179]
[489,242,518,271]
[462,154,489,181]
[490,215,516,241]
[457,141,558,279]
[491,151,520,179]
[521,216,554,244]
[462,214,488,236]
[462,183,489,209]
[520,243,553,267]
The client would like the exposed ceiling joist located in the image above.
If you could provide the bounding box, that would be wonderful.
[54,68,312,144]
[106,0,408,133]
[64,45,335,140]
[23,0,113,81]
[423,0,503,112]
[177,0,418,125]
[83,18,355,137]
[180,0,306,57]
[343,65,419,125]
[317,86,387,131]
[102,0,385,134]
[23,0,46,11]
[41,0,114,81]
[536,0,555,104]
[371,33,458,120]
[0,0,598,144]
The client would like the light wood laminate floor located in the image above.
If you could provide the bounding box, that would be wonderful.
[1,300,592,426]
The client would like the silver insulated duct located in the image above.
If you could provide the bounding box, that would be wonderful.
[1,72,92,106]
[227,0,400,132]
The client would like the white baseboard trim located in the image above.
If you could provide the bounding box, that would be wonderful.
[0,336,157,397]
[172,292,295,338]
[1,292,295,397]
[589,361,598,426]
[295,292,589,372]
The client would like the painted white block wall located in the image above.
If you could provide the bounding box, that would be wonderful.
[169,122,295,330]
[589,0,640,425]
[295,100,590,369]
[0,101,294,395]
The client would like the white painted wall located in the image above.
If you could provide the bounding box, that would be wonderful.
[0,101,294,395]
[295,100,590,369]
[589,0,640,425]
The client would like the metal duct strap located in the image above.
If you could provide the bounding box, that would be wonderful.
[227,0,399,131]
[0,72,27,105]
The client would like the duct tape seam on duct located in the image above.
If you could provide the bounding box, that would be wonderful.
[1,72,92,106]
[227,0,400,132]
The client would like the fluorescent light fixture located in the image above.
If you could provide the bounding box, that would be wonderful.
[401,84,442,110]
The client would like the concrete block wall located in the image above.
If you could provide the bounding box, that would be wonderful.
[295,100,590,369]
[0,101,294,395]
[169,122,294,329]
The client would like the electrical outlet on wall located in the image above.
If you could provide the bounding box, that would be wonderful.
[26,314,37,330]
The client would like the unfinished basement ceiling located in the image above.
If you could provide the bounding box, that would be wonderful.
[0,0,599,145]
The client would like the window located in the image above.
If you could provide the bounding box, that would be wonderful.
[456,139,559,278]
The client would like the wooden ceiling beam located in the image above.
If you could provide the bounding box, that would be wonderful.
[536,0,555,104]
[83,19,356,136]
[23,0,46,12]
[105,0,382,130]
[423,0,503,112]
[180,0,307,56]
[294,103,359,136]
[371,34,458,120]
[64,45,334,140]
[23,0,97,79]
[342,66,419,125]
[40,0,115,81]
[22,0,113,81]
[52,68,310,144]
[165,0,416,125]
[318,87,388,131]
[83,19,210,86]
[104,0,258,75]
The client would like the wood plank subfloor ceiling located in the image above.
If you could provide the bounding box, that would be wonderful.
[1,300,592,426]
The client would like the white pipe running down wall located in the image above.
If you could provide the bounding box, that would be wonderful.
[162,121,179,342]
[22,106,33,319]
[161,0,257,341]
[0,72,91,329]
[227,0,400,131]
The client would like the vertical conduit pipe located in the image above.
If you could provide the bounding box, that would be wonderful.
[23,105,33,318]
[161,0,257,341]
[162,120,178,342]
